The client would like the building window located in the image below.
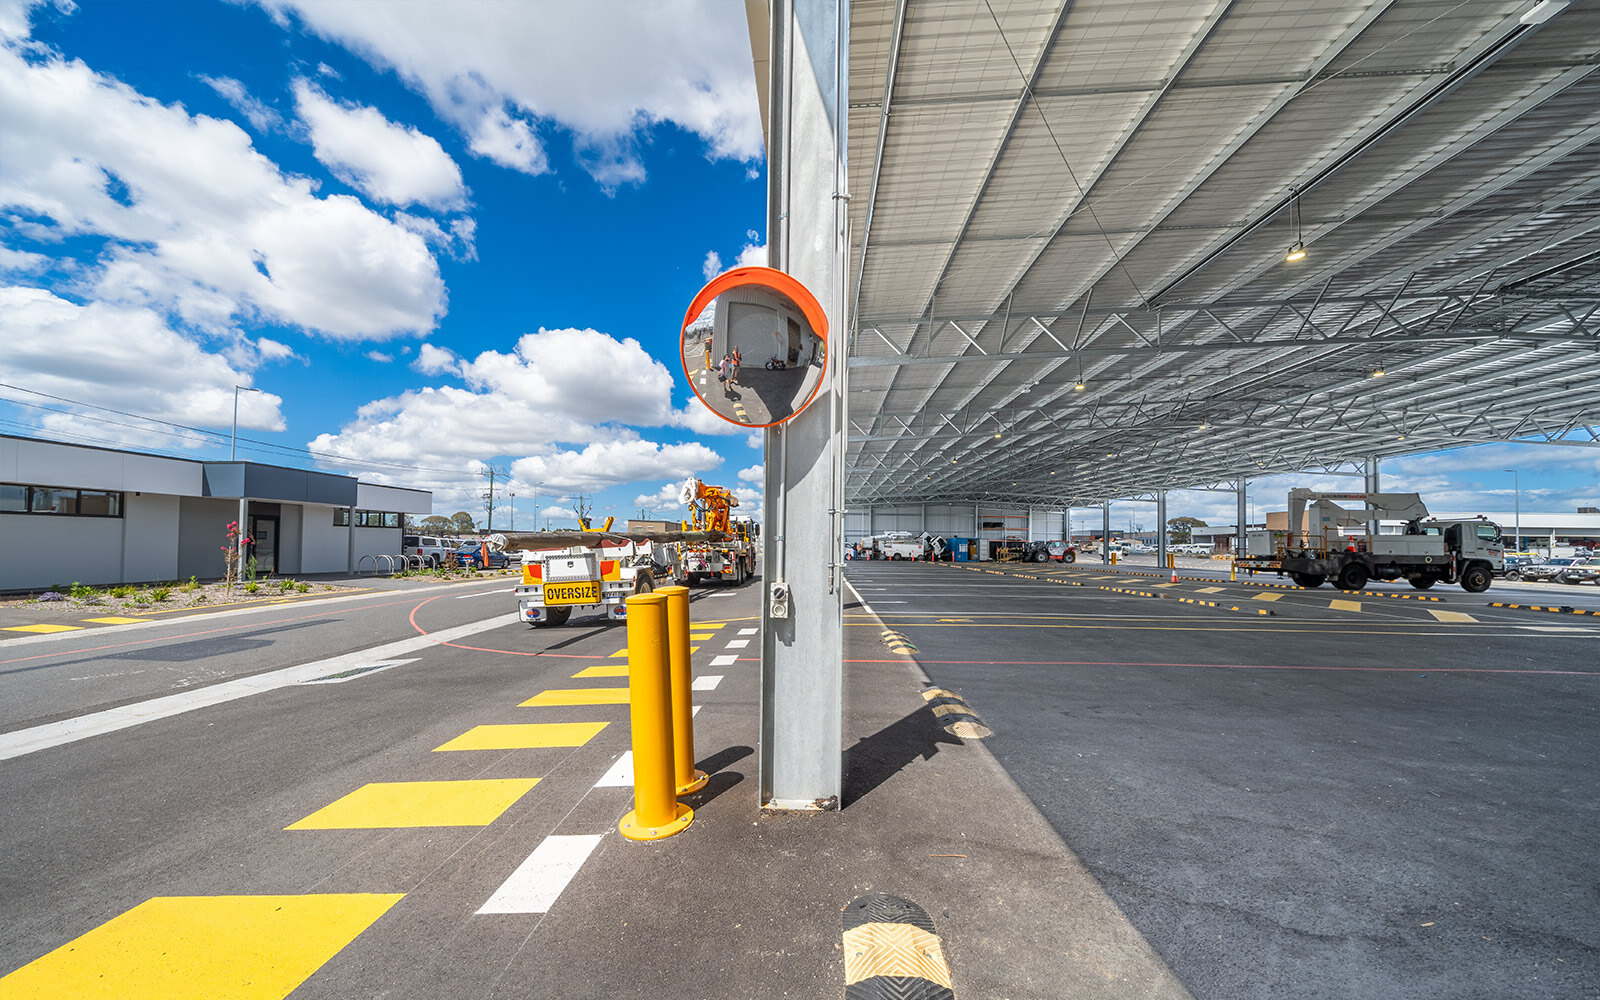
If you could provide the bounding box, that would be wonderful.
[346,509,401,528]
[334,509,350,527]
[0,483,124,518]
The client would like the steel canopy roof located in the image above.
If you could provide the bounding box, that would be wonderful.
[839,0,1600,507]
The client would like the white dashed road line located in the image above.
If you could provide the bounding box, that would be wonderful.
[692,675,723,691]
[477,835,605,915]
[710,654,739,667]
[737,628,758,636]
[726,639,749,649]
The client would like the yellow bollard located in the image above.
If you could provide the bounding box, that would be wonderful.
[658,585,708,795]
[619,593,694,841]
[1111,551,1118,566]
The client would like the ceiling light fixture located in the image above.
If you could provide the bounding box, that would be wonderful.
[1371,367,1386,377]
[994,432,1002,439]
[1285,188,1307,262]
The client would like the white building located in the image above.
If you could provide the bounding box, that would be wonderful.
[0,435,431,592]
[1433,510,1600,552]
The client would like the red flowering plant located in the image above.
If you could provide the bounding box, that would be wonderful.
[220,520,253,593]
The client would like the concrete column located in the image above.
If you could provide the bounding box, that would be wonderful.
[759,0,847,811]
[346,505,357,573]
[1155,491,1168,567]
[1102,501,1111,564]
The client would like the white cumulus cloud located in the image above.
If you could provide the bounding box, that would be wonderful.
[293,80,467,211]
[0,39,446,341]
[511,438,722,493]
[0,286,287,446]
[737,464,762,484]
[254,0,762,187]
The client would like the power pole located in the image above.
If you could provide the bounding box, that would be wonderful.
[508,490,516,531]
[480,465,509,531]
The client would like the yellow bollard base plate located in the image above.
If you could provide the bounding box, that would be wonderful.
[619,803,694,841]
[676,770,709,796]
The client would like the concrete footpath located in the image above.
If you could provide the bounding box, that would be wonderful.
[486,586,1191,1000]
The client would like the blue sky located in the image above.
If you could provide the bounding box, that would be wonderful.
[0,0,767,528]
[0,1,1594,532]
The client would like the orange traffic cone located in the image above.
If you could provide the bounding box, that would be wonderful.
[1170,569,1178,583]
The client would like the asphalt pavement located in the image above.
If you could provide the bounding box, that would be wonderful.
[848,559,1600,999]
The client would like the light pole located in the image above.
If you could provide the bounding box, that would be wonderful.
[508,490,516,531]
[232,385,261,461]
[1505,469,1520,551]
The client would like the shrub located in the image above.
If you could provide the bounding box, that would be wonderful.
[296,582,310,593]
[108,585,135,598]
[182,575,201,592]
[278,578,295,591]
[150,587,171,602]
[69,582,95,599]
[244,582,260,594]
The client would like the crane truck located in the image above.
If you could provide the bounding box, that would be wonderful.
[1247,489,1504,593]
[678,477,759,586]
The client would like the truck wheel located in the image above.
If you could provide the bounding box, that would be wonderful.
[1033,550,1048,563]
[1290,572,1324,588]
[1408,577,1436,590]
[1336,563,1368,590]
[1064,550,1076,563]
[1460,564,1492,593]
[633,572,655,595]
[537,607,571,627]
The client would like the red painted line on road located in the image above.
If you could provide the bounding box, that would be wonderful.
[0,595,423,668]
[405,594,604,658]
[844,657,1597,676]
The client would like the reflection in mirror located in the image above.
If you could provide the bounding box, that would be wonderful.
[682,280,825,428]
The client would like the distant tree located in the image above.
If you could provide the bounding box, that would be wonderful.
[450,511,478,534]
[1167,516,1208,543]
[419,515,453,534]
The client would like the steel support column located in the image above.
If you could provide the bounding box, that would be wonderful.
[1236,480,1248,557]
[1155,491,1168,567]
[759,0,847,810]
[1102,501,1111,564]
[1365,455,1381,539]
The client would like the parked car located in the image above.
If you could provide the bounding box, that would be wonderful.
[1518,557,1581,583]
[401,534,450,567]
[1556,558,1599,585]
[453,542,510,570]
[1499,554,1543,580]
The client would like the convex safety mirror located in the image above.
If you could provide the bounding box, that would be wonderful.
[680,266,828,428]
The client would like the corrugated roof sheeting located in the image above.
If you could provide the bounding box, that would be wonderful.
[843,0,1600,505]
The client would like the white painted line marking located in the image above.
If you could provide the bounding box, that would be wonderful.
[595,751,633,787]
[726,639,749,649]
[301,659,418,684]
[692,675,723,691]
[873,601,908,604]
[455,589,514,599]
[737,628,758,636]
[0,613,518,762]
[693,705,701,716]
[477,834,604,915]
[711,654,739,667]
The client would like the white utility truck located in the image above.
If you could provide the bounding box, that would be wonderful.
[1257,489,1504,593]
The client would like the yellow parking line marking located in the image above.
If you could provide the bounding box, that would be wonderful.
[695,622,727,629]
[0,893,403,1000]
[520,688,630,707]
[1329,599,1362,612]
[433,722,609,752]
[690,632,715,640]
[1428,609,1479,623]
[608,648,628,658]
[80,616,152,624]
[286,778,540,829]
[1196,587,1225,594]
[572,664,630,678]
[1152,583,1180,589]
[1252,593,1283,602]
[2,623,84,633]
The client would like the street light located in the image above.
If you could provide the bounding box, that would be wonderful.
[232,385,261,461]
[1506,469,1520,552]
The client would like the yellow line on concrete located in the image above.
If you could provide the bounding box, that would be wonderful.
[2,623,84,633]
[80,616,153,624]
[1427,609,1479,623]
[1329,599,1363,612]
[573,664,630,678]
[1196,587,1225,594]
[1252,593,1283,602]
